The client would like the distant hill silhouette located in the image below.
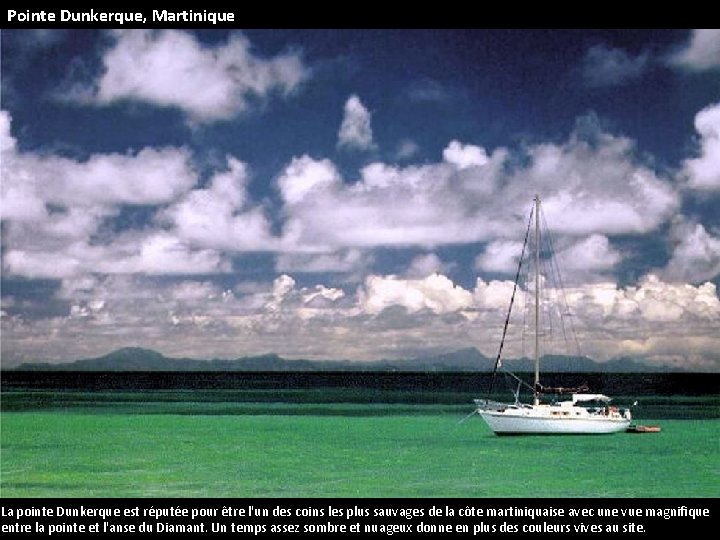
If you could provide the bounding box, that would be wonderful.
[11,346,673,372]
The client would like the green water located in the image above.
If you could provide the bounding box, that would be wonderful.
[1,411,718,498]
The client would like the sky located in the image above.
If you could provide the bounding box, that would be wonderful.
[1,29,719,369]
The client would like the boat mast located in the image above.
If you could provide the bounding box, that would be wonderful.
[534,195,540,406]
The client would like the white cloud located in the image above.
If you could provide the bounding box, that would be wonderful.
[265,274,296,312]
[582,44,650,87]
[2,270,718,369]
[69,30,308,123]
[165,280,221,301]
[109,232,229,275]
[279,158,473,249]
[523,130,678,236]
[3,233,228,279]
[1,111,197,226]
[358,274,474,315]
[475,241,523,273]
[302,285,345,305]
[0,111,15,153]
[63,148,196,206]
[0,110,233,279]
[669,29,720,71]
[3,248,83,279]
[337,94,376,151]
[473,278,524,312]
[161,156,276,251]
[5,105,678,283]
[636,275,717,321]
[497,274,720,368]
[476,233,620,287]
[278,127,678,252]
[555,234,621,280]
[683,102,720,190]
[404,253,452,278]
[276,146,509,250]
[277,155,341,208]
[661,219,720,283]
[263,274,349,323]
[4,93,717,370]
[563,274,720,326]
[442,140,489,169]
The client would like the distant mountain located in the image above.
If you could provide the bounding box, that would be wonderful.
[10,346,674,372]
[12,346,489,372]
[13,347,319,372]
[602,356,672,373]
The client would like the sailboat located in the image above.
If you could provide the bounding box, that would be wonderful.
[475,196,631,435]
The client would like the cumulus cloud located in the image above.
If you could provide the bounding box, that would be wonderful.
[3,105,680,284]
[475,241,524,273]
[0,110,236,279]
[358,274,474,315]
[476,233,620,287]
[278,126,678,253]
[160,156,276,251]
[2,101,713,369]
[562,275,720,326]
[277,155,341,209]
[1,111,197,224]
[404,253,453,278]
[523,129,678,236]
[67,30,308,123]
[277,156,487,249]
[265,274,297,313]
[683,102,720,190]
[555,234,622,281]
[1,275,244,363]
[442,140,489,169]
[337,94,376,151]
[503,274,720,368]
[669,29,720,71]
[302,284,345,305]
[3,232,228,279]
[661,219,720,283]
[473,278,524,312]
[5,270,717,369]
[2,272,352,364]
[164,280,222,302]
[109,233,229,275]
[582,44,651,87]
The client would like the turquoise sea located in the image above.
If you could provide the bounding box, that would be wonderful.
[1,381,718,498]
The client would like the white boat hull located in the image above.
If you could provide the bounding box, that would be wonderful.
[476,402,630,435]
